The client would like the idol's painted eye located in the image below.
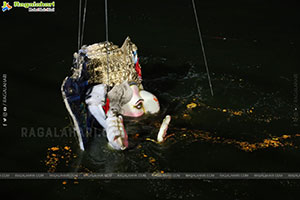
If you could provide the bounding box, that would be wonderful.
[134,102,143,110]
[114,135,121,141]
[114,135,121,140]
[133,99,144,110]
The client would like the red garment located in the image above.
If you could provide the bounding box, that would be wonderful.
[102,98,110,114]
[135,58,142,79]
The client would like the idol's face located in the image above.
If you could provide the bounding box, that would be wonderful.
[121,85,145,117]
[121,85,160,117]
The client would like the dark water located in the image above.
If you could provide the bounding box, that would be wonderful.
[1,0,300,199]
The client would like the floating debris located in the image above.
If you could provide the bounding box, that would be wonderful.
[186,102,197,109]
[44,145,75,172]
[64,146,71,151]
[149,157,156,163]
[50,147,59,151]
[183,113,189,118]
[182,100,279,124]
[169,127,300,152]
[232,111,243,116]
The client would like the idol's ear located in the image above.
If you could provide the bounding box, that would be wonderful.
[121,36,131,49]
[140,90,160,114]
[121,36,137,54]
